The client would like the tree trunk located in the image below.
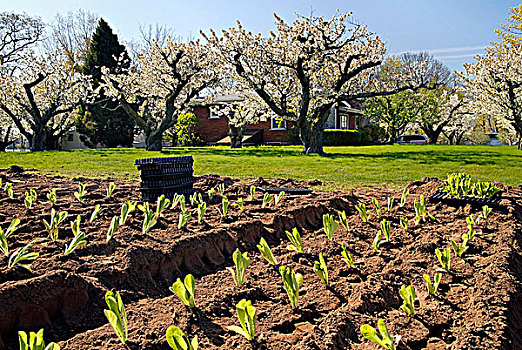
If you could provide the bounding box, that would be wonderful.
[30,126,47,151]
[146,131,163,151]
[301,122,324,154]
[229,123,247,149]
[0,126,16,152]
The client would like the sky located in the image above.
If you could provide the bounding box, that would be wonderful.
[1,0,520,72]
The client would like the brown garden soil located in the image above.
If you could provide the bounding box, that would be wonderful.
[0,168,521,349]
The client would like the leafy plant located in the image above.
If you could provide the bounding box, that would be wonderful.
[106,216,119,242]
[5,182,14,199]
[104,291,128,345]
[156,194,171,217]
[169,274,195,308]
[413,195,436,224]
[372,230,382,255]
[285,227,304,253]
[472,181,501,199]
[247,185,256,200]
[43,209,68,241]
[423,272,442,296]
[207,188,215,201]
[261,193,273,208]
[451,237,467,257]
[442,172,473,198]
[338,210,349,231]
[139,202,157,234]
[197,202,207,223]
[228,299,256,341]
[399,217,408,231]
[274,191,285,205]
[178,211,191,229]
[171,194,184,209]
[18,328,60,350]
[435,247,451,271]
[380,218,391,241]
[279,265,304,308]
[0,219,21,256]
[227,249,251,286]
[220,196,229,218]
[24,189,37,209]
[399,285,416,315]
[466,214,475,235]
[360,319,399,350]
[189,192,199,206]
[372,198,381,218]
[313,253,329,286]
[74,183,86,203]
[400,188,409,207]
[257,237,278,265]
[386,197,394,212]
[355,202,368,222]
[217,183,225,196]
[106,182,116,198]
[119,201,137,226]
[323,213,340,240]
[90,204,102,222]
[70,215,82,237]
[64,231,87,256]
[8,240,38,271]
[341,242,355,267]
[166,326,198,350]
[233,197,244,212]
[47,189,57,206]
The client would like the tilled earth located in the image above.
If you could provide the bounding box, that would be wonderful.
[0,169,520,349]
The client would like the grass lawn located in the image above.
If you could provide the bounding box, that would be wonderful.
[0,145,520,190]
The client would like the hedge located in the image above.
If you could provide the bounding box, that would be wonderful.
[323,129,365,146]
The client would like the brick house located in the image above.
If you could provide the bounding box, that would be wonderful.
[193,95,365,145]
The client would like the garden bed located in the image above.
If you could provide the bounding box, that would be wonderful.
[0,169,520,349]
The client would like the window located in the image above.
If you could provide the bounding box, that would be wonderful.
[271,116,286,130]
[339,115,349,129]
[209,106,220,119]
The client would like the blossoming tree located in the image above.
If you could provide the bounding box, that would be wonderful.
[101,38,219,151]
[203,12,442,154]
[459,5,522,149]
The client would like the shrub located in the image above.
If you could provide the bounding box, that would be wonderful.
[175,112,201,146]
[322,129,365,146]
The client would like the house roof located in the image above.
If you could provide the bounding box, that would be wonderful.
[339,101,363,115]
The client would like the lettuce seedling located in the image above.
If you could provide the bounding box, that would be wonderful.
[233,197,244,212]
[481,205,492,221]
[341,242,355,268]
[261,193,273,208]
[423,272,442,296]
[8,240,38,271]
[24,189,37,209]
[220,196,229,218]
[228,299,256,341]
[323,213,340,240]
[399,217,408,231]
[338,210,349,231]
[248,185,256,200]
[380,219,391,241]
[156,194,171,217]
[142,210,157,235]
[178,211,191,229]
[0,219,19,256]
[90,204,102,223]
[47,189,57,206]
[74,183,86,203]
[386,197,394,212]
[466,214,475,235]
[70,215,82,237]
[106,216,119,242]
[279,265,304,308]
[189,193,198,206]
[360,319,399,350]
[435,247,451,271]
[442,172,472,198]
[257,237,277,265]
[43,209,68,241]
[399,285,416,315]
[285,227,304,253]
[106,182,116,198]
[313,253,329,286]
[171,194,184,209]
[274,191,285,205]
[400,188,409,207]
[104,291,128,345]
[18,328,60,350]
[355,202,368,222]
[197,202,207,223]
[472,181,500,198]
[5,182,14,199]
[207,188,215,201]
[119,201,137,226]
[372,230,382,255]
[372,198,381,218]
[64,231,87,256]
[227,249,251,286]
[414,195,436,224]
[166,326,198,350]
[451,238,467,257]
[169,274,195,308]
[217,183,225,196]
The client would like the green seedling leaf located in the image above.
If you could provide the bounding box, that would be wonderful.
[156,194,171,217]
[74,183,86,203]
[341,242,355,268]
[47,189,57,206]
[106,216,119,242]
[386,197,394,212]
[313,252,329,286]
[228,299,256,341]
[64,231,87,256]
[227,248,251,286]
[257,237,277,265]
[220,196,229,218]
[104,291,128,345]
[400,188,409,207]
[355,202,368,223]
[285,227,304,253]
[274,191,285,205]
[178,211,191,229]
[197,202,207,223]
[233,197,245,212]
[169,274,196,308]
[18,328,60,350]
[261,193,273,208]
[380,218,391,241]
[323,213,339,240]
[8,240,38,271]
[400,217,408,231]
[166,326,198,350]
[119,201,137,226]
[106,182,116,198]
[423,272,442,296]
[372,198,381,218]
[360,319,398,350]
[279,265,304,309]
[90,204,102,222]
[399,284,416,315]
[247,185,256,201]
[338,210,349,231]
[435,247,451,271]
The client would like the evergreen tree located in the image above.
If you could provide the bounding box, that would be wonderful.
[77,18,135,148]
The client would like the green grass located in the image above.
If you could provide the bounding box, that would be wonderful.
[0,145,520,190]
